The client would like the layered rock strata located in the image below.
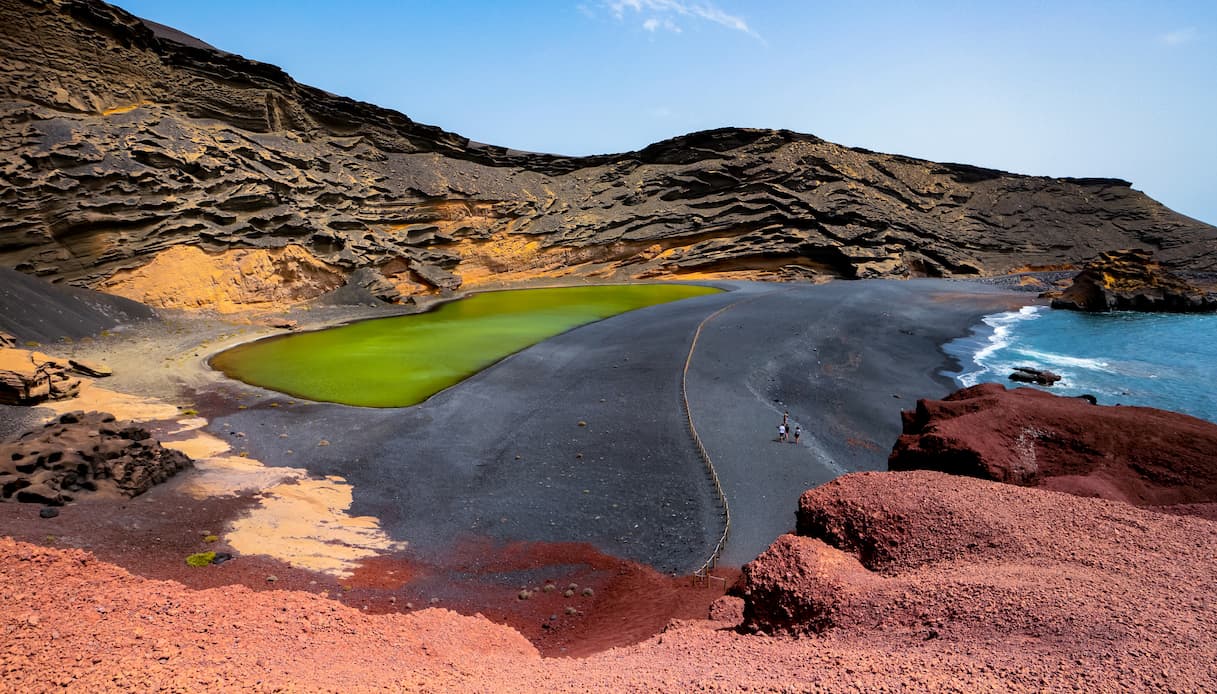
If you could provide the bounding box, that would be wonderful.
[0,410,191,505]
[2,0,1216,312]
[1048,248,1217,312]
[0,346,82,405]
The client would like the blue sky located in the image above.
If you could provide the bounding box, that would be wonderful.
[112,1,1216,224]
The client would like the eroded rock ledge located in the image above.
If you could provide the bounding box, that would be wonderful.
[1048,248,1217,313]
[3,0,1216,312]
[0,411,191,505]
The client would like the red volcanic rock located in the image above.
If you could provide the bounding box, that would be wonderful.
[737,534,881,634]
[3,474,1217,689]
[888,383,1217,512]
[739,470,1217,646]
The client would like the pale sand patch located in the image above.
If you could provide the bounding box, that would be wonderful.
[164,412,406,576]
[39,381,181,422]
[223,476,408,577]
[177,454,307,498]
[35,380,404,576]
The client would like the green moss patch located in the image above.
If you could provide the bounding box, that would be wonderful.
[185,551,216,567]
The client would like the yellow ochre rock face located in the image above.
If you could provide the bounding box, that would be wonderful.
[101,245,344,313]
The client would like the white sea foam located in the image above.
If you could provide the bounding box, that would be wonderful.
[956,306,1044,386]
[1012,348,1113,373]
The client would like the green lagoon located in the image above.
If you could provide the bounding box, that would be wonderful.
[211,284,720,407]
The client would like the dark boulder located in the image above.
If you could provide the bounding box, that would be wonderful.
[1008,366,1061,386]
[0,411,192,506]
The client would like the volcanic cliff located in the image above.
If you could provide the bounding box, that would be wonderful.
[3,0,1217,312]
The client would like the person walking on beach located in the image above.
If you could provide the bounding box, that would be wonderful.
[793,425,801,444]
[782,410,789,426]
[777,423,786,442]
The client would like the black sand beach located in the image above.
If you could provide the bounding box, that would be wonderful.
[686,279,1031,564]
[1,276,1033,575]
[193,279,1031,572]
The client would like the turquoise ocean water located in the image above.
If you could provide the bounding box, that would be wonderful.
[944,305,1217,424]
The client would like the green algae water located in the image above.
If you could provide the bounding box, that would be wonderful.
[211,284,720,407]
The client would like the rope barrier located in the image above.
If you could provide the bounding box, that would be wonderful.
[682,291,771,582]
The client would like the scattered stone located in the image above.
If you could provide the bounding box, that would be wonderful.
[266,575,278,583]
[1008,366,1061,386]
[581,587,594,597]
[39,507,59,519]
[317,440,330,447]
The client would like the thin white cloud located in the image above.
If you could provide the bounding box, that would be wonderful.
[643,17,681,33]
[1160,27,1197,46]
[605,0,760,40]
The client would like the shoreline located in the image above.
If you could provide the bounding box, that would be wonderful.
[1,277,1034,654]
[206,281,733,409]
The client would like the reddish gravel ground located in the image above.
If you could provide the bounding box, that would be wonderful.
[0,490,728,659]
[4,470,1216,692]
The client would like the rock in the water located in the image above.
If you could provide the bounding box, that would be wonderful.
[888,383,1217,512]
[1007,366,1061,386]
[1048,249,1217,313]
[0,411,192,505]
